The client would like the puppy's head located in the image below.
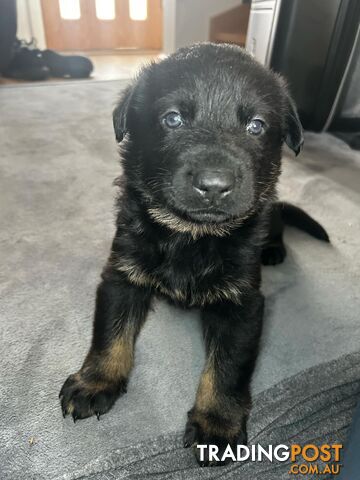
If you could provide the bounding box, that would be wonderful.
[113,43,303,232]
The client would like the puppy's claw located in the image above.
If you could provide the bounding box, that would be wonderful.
[96,412,101,421]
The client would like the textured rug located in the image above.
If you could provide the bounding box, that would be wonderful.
[57,352,360,480]
[0,80,359,479]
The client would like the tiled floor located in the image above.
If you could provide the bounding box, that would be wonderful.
[89,51,162,80]
[0,50,162,85]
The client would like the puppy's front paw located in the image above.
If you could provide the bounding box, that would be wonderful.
[183,409,247,467]
[59,371,127,422]
[261,242,286,265]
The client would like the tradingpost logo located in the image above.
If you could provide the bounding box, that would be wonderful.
[197,443,343,475]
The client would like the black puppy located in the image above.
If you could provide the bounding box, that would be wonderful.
[60,43,329,466]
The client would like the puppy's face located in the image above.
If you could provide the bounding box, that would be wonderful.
[114,44,303,226]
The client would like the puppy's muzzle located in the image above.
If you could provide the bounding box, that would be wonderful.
[192,169,235,203]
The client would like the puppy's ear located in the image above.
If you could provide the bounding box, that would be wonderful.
[113,85,133,143]
[284,93,304,156]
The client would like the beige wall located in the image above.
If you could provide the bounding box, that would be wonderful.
[162,0,177,53]
[174,0,244,50]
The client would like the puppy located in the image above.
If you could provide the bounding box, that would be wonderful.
[60,43,329,466]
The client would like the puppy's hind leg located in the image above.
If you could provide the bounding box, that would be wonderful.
[261,203,287,266]
[60,267,152,421]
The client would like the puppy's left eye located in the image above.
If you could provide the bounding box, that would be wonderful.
[162,112,183,129]
[247,119,265,135]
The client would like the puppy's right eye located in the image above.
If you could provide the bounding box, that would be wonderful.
[246,118,265,136]
[162,112,183,129]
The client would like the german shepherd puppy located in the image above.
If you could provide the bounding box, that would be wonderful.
[60,43,329,466]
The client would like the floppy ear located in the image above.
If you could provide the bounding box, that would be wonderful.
[113,85,133,143]
[284,93,304,156]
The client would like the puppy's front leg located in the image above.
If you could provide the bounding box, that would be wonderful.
[60,268,152,421]
[184,292,264,466]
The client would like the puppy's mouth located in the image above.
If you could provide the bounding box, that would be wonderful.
[147,203,253,238]
[159,190,237,224]
[183,207,231,223]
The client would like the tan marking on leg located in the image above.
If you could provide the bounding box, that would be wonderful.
[100,334,134,381]
[192,354,247,438]
[65,402,75,414]
[79,325,137,393]
[195,362,218,412]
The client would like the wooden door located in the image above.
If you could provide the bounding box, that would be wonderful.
[40,0,162,51]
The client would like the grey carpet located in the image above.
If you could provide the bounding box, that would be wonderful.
[0,80,359,480]
[57,352,360,480]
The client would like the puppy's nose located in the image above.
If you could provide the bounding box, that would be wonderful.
[193,170,235,200]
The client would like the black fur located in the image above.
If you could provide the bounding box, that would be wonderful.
[59,43,328,466]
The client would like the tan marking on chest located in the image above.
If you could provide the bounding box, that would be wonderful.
[112,257,247,306]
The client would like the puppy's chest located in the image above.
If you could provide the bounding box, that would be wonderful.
[113,238,249,307]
